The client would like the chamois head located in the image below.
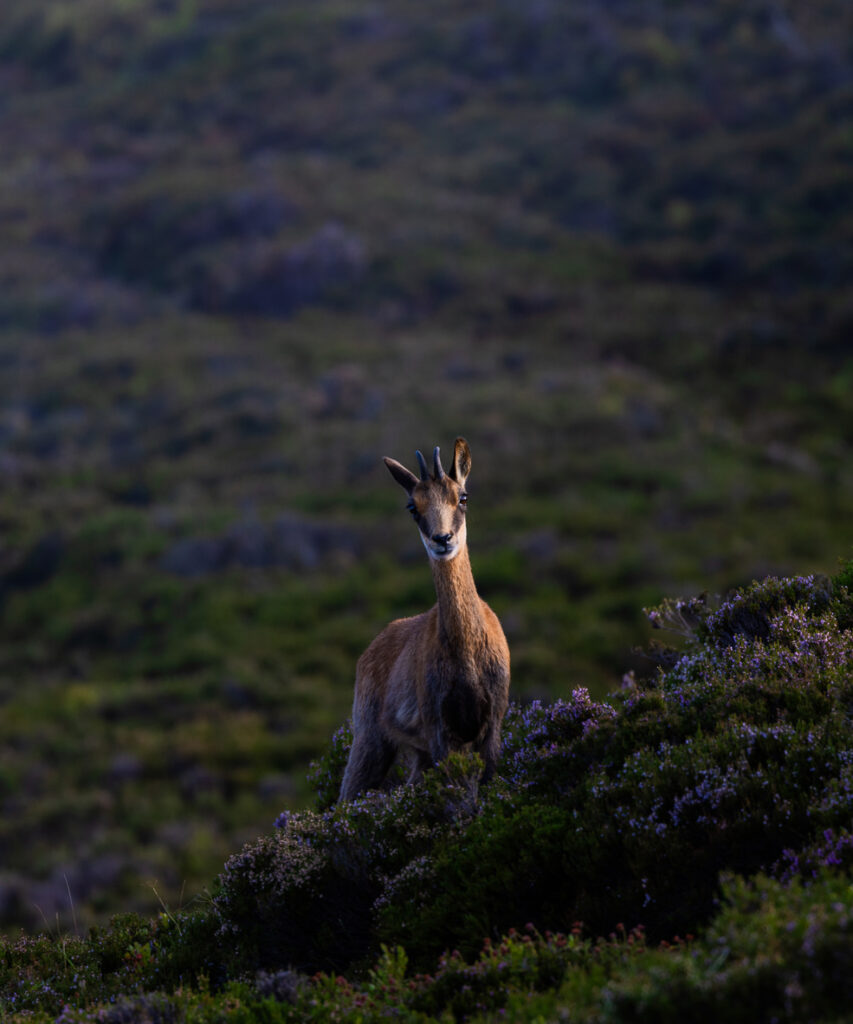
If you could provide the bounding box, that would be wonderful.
[384,437,472,561]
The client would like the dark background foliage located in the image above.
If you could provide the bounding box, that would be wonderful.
[0,0,852,931]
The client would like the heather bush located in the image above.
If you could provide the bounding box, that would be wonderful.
[140,907,229,992]
[774,822,853,880]
[0,908,225,1019]
[308,720,353,811]
[215,753,483,971]
[4,566,852,1020]
[395,572,853,961]
[604,873,853,1024]
[833,557,853,631]
[0,914,151,1017]
[696,573,834,648]
[214,568,853,976]
[8,877,853,1021]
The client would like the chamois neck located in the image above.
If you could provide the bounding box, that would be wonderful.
[431,544,484,648]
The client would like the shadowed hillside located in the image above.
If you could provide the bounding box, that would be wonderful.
[0,0,851,929]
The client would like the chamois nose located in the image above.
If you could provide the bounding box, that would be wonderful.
[432,532,453,546]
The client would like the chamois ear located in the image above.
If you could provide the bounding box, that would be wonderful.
[384,457,419,494]
[450,437,472,487]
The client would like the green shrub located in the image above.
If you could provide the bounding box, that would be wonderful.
[307,720,353,811]
[215,753,483,972]
[6,566,853,1019]
[0,908,227,1019]
[604,873,853,1024]
[0,913,152,1017]
[141,908,229,992]
[8,877,853,1022]
[833,557,853,631]
[215,570,853,976]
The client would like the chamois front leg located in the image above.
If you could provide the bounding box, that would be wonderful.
[428,731,450,770]
[339,727,395,802]
[423,685,450,769]
[406,748,433,785]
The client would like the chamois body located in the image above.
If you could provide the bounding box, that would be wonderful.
[339,438,510,802]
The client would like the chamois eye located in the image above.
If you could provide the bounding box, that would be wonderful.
[407,503,420,520]
[459,493,468,508]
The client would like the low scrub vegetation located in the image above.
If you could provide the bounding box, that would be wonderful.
[2,0,852,926]
[2,561,851,1020]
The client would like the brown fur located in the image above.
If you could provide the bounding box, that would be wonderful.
[339,438,510,801]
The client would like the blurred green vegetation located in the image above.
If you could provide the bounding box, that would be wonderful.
[0,0,851,930]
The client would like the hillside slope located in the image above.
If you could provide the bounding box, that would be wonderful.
[0,0,851,928]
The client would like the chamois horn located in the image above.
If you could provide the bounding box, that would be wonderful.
[433,446,445,480]
[415,450,429,481]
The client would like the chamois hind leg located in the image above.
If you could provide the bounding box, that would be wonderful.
[339,727,395,803]
[477,723,503,784]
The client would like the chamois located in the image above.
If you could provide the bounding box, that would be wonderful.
[339,437,510,802]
